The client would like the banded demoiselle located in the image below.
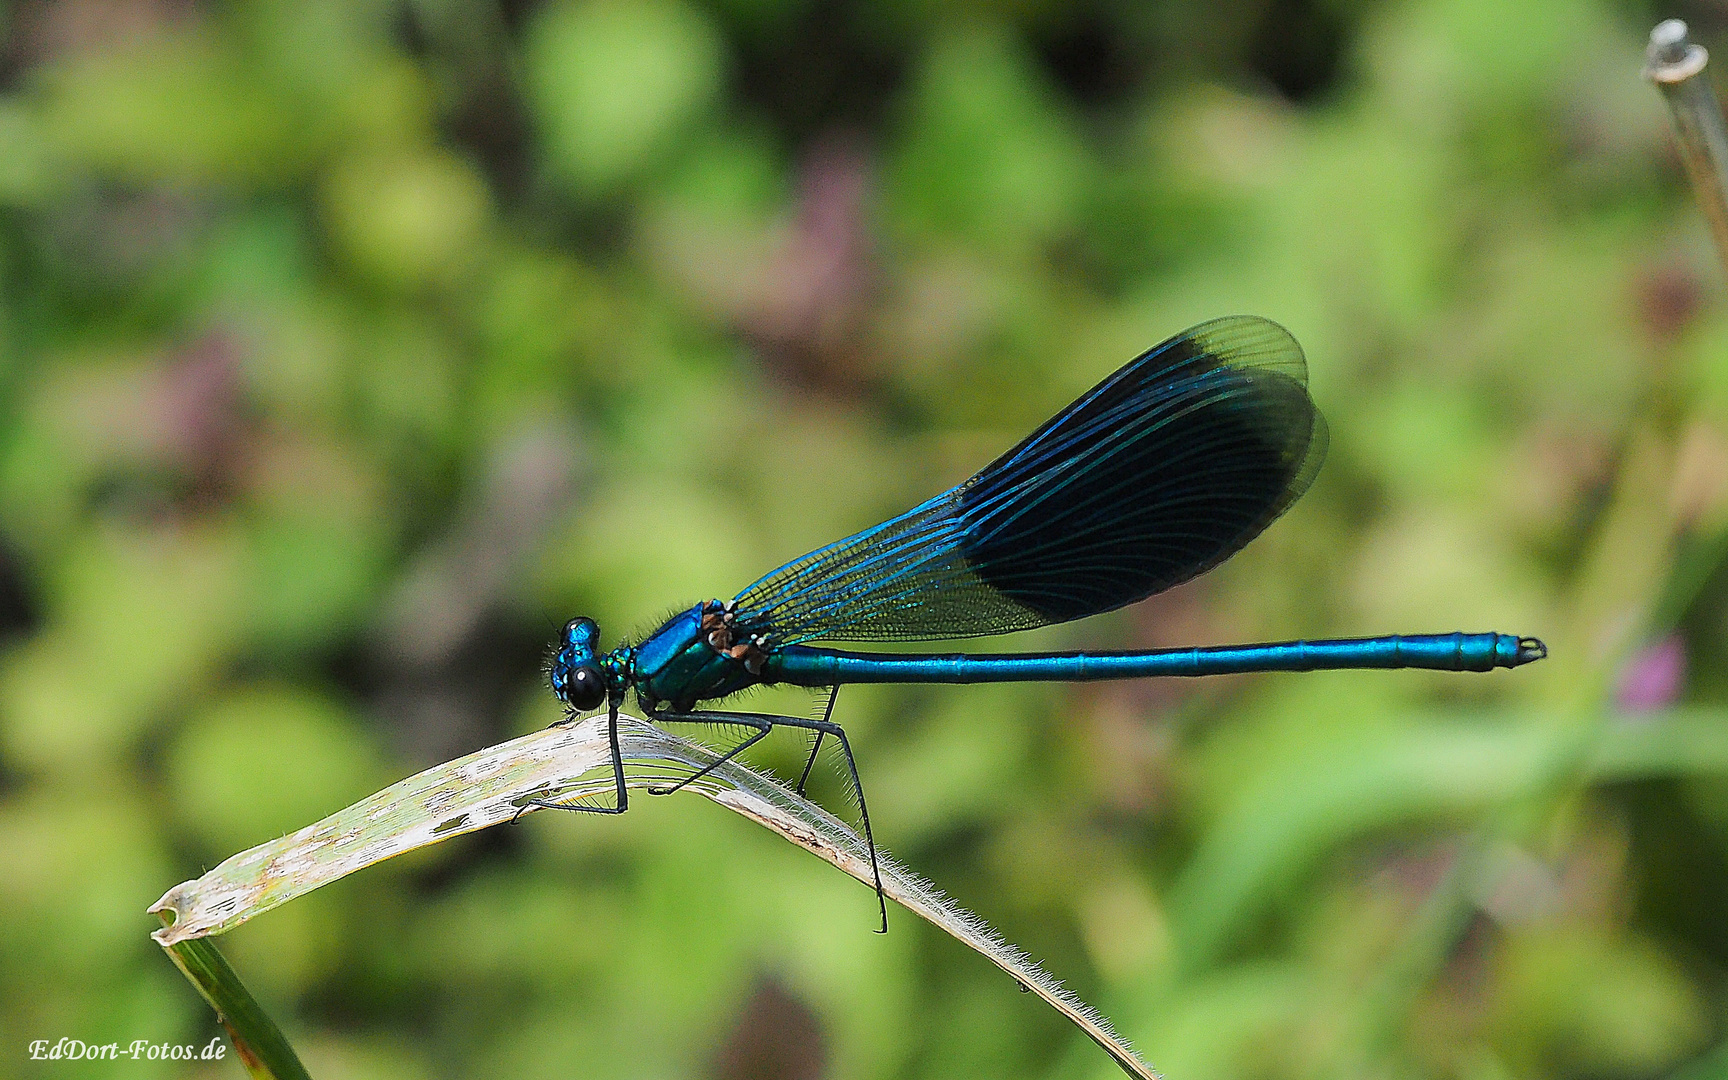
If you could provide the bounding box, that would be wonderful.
[539,316,1546,928]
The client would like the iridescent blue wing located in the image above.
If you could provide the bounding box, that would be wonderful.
[732,316,1327,644]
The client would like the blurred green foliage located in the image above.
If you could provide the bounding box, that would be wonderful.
[2,0,1727,1077]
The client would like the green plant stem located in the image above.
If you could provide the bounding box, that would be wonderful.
[160,931,312,1080]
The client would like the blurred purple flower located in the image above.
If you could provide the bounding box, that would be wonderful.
[1637,260,1703,343]
[744,134,878,390]
[1616,634,1686,713]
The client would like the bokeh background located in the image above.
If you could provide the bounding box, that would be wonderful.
[5,0,1728,1077]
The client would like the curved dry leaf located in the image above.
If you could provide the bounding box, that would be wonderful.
[151,713,1156,1080]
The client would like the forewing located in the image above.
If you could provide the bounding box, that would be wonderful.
[732,316,1326,644]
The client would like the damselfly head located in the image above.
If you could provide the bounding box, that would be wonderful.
[551,617,607,710]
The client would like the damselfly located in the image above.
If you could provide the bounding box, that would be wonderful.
[536,316,1546,928]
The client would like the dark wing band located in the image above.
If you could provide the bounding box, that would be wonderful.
[731,316,1327,644]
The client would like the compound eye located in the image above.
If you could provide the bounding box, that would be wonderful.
[563,617,600,654]
[565,664,606,710]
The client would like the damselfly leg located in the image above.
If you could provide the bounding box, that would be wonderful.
[647,705,887,932]
[794,687,839,796]
[645,712,772,796]
[514,700,629,820]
